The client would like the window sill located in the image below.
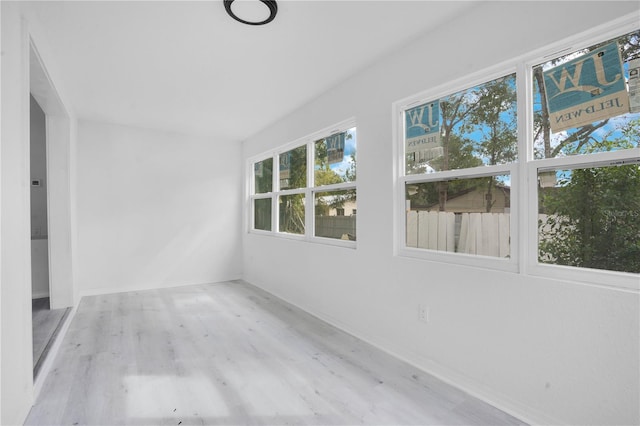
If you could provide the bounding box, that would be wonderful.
[248,229,357,249]
[397,246,519,273]
[527,263,640,292]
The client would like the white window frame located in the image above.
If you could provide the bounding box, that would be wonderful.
[393,65,520,273]
[522,16,640,290]
[247,118,357,249]
[526,151,640,290]
[393,13,640,289]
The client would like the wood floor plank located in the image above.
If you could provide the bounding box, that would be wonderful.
[26,281,526,426]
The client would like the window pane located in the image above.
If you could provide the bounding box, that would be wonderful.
[315,127,357,185]
[279,194,305,234]
[279,145,307,190]
[254,158,273,194]
[532,30,640,159]
[405,74,517,175]
[253,198,272,231]
[538,164,640,273]
[405,175,511,257]
[314,189,357,240]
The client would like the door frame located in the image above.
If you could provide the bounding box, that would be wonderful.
[29,40,75,312]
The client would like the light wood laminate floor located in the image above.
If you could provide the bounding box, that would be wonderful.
[26,281,525,426]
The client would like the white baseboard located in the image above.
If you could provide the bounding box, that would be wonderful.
[238,278,562,426]
[77,277,243,299]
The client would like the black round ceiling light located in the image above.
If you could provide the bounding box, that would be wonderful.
[224,0,278,26]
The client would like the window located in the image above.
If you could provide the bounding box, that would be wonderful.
[249,120,357,247]
[396,20,639,287]
[537,163,639,274]
[253,158,273,231]
[530,29,640,284]
[279,145,306,190]
[400,73,518,266]
[253,198,271,231]
[406,175,511,257]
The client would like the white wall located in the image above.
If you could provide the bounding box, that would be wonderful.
[76,121,243,295]
[2,2,77,423]
[242,2,640,425]
[1,4,33,424]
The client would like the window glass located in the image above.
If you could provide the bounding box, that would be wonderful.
[406,175,511,257]
[279,194,305,234]
[532,30,640,159]
[314,189,357,241]
[315,127,357,185]
[279,145,307,190]
[254,158,273,194]
[406,73,517,175]
[253,198,272,231]
[538,163,640,273]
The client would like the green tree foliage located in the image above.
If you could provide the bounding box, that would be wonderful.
[279,146,306,234]
[408,75,516,211]
[539,163,640,273]
[254,158,273,193]
[314,135,356,216]
[279,193,305,234]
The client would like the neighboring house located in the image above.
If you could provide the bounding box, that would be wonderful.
[329,200,357,217]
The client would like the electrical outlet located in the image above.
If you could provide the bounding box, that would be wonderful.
[418,304,429,323]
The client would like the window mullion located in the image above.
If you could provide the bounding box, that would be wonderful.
[518,61,532,275]
[272,153,279,233]
[272,194,278,234]
[402,164,513,184]
[306,139,314,239]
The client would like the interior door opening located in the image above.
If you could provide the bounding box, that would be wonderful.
[30,94,69,379]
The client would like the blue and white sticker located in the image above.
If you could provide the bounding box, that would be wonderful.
[544,42,630,132]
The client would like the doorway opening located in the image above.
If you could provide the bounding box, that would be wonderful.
[29,94,70,379]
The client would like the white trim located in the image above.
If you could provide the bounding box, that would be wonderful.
[308,235,356,249]
[394,63,519,271]
[402,163,513,183]
[29,34,75,310]
[532,149,640,172]
[398,247,518,273]
[276,187,306,197]
[527,155,640,291]
[528,262,640,292]
[517,60,532,276]
[251,193,272,200]
[311,181,357,192]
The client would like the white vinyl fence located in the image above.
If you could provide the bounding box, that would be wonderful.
[406,211,510,257]
[315,216,357,240]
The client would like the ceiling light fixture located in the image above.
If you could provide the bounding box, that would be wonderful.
[224,0,278,26]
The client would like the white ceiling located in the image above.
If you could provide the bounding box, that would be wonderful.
[28,0,478,142]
